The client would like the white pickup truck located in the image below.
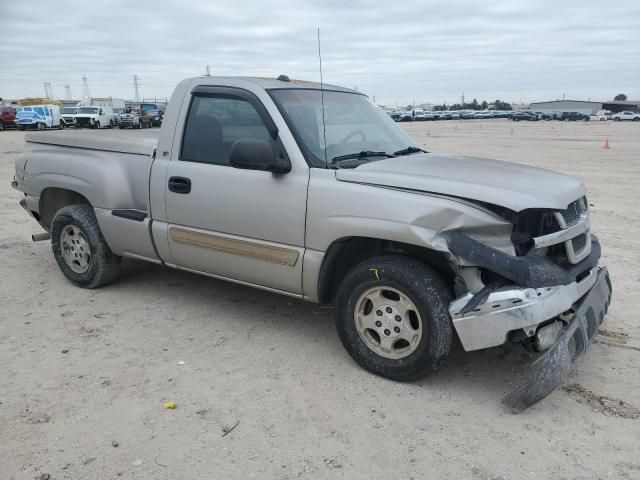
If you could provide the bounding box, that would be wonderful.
[12,76,612,411]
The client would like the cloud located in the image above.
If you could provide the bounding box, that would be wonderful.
[1,0,638,105]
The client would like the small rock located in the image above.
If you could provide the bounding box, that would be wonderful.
[39,474,50,480]
[112,440,119,447]
[61,349,69,354]
[132,459,143,466]
[178,361,186,365]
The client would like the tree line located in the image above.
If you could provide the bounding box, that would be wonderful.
[431,98,513,111]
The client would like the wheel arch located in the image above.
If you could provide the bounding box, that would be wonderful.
[317,236,455,304]
[39,187,92,230]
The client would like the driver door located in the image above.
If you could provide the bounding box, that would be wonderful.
[162,87,308,294]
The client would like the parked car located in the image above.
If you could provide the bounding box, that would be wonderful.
[472,111,493,119]
[14,105,64,130]
[60,107,78,126]
[112,107,125,126]
[148,109,164,127]
[74,106,115,129]
[611,111,640,122]
[557,111,589,121]
[413,109,427,121]
[511,111,538,121]
[442,111,460,120]
[0,106,17,130]
[13,76,612,412]
[532,111,553,120]
[400,110,413,122]
[590,110,612,121]
[385,110,402,122]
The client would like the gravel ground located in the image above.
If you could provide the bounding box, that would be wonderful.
[1,120,639,480]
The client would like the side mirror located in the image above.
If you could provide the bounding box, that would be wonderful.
[229,139,291,174]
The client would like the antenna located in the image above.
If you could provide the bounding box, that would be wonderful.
[317,27,328,167]
[133,75,141,102]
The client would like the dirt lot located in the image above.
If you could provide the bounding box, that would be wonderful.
[1,120,639,480]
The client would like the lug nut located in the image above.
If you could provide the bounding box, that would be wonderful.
[376,310,382,316]
[394,327,400,333]
[375,321,382,327]
[395,315,401,322]
[384,329,391,336]
[386,307,392,313]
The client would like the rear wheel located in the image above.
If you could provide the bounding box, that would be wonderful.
[51,204,121,288]
[335,256,453,381]
[37,123,45,131]
[633,117,640,122]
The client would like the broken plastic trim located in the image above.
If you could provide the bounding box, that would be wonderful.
[503,267,612,412]
[445,232,601,288]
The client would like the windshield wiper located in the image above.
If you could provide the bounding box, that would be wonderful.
[330,151,395,164]
[393,146,427,156]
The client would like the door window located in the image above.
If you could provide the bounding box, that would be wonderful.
[181,95,272,166]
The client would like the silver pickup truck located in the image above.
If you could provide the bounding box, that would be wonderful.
[13,76,612,411]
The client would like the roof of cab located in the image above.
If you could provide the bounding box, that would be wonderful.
[188,76,360,94]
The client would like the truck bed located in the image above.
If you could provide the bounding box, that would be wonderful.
[25,129,159,156]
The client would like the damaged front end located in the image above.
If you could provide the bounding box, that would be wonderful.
[444,198,612,412]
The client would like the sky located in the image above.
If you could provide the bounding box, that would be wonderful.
[1,0,639,106]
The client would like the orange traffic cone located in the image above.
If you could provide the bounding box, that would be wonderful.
[602,138,610,149]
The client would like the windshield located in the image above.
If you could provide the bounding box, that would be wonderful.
[16,111,38,118]
[269,89,418,167]
[62,107,77,114]
[77,107,99,114]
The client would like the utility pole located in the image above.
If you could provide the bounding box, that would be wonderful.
[461,93,465,106]
[82,76,91,100]
[205,65,211,76]
[133,75,141,103]
[64,84,73,101]
[44,82,53,99]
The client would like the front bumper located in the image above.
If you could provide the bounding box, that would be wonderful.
[503,267,612,412]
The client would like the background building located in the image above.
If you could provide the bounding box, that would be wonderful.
[529,99,639,114]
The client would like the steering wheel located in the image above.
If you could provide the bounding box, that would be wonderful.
[341,130,366,143]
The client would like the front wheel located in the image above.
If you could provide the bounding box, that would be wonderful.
[335,256,453,381]
[37,123,46,131]
[51,204,121,288]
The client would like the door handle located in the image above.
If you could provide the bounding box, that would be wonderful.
[168,176,191,194]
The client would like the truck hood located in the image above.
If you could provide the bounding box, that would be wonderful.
[335,153,585,212]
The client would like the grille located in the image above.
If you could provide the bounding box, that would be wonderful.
[559,199,583,225]
[75,117,91,127]
[572,233,588,252]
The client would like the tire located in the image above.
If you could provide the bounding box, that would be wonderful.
[119,126,125,129]
[18,126,25,131]
[614,117,620,121]
[109,120,114,128]
[0,122,4,131]
[633,118,640,122]
[95,121,100,129]
[335,255,453,381]
[51,204,121,288]
[38,123,45,131]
